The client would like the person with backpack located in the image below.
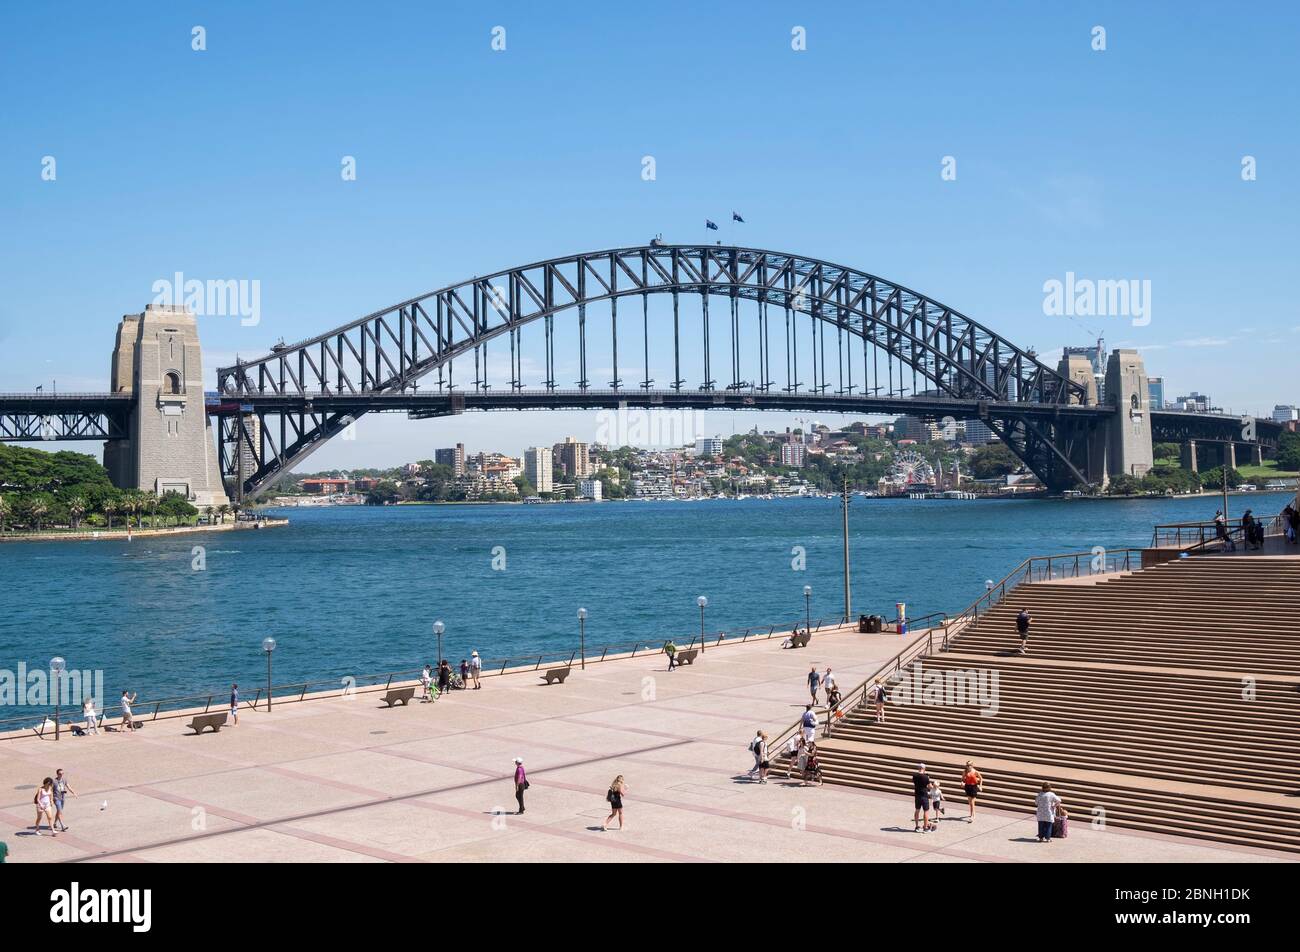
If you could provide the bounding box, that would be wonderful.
[747,730,764,780]
[601,775,628,831]
[800,704,818,744]
[51,769,76,833]
[664,640,678,671]
[1015,609,1032,654]
[868,678,886,723]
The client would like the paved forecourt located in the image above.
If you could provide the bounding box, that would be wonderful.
[0,624,1291,863]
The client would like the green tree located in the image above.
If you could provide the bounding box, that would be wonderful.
[1276,432,1300,472]
[970,443,1019,480]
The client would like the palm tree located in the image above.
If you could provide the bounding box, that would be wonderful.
[144,491,159,528]
[102,498,117,531]
[29,498,49,532]
[204,506,214,526]
[121,493,139,529]
[68,495,87,530]
[217,504,230,525]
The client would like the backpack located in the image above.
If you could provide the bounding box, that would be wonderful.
[606,788,615,803]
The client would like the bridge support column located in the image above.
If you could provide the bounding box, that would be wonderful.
[1104,349,1155,480]
[104,304,229,508]
[1252,442,1264,466]
[1181,440,1198,474]
[1225,441,1237,471]
[1058,354,1108,486]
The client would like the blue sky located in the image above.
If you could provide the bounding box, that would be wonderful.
[2,1,1297,466]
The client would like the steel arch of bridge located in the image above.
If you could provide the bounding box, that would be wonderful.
[216,244,1094,497]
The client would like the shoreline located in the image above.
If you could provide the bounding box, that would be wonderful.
[0,516,289,544]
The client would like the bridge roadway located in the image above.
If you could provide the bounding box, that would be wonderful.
[0,390,1279,446]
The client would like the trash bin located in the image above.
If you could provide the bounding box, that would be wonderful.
[858,614,870,633]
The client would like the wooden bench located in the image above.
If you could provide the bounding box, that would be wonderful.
[380,686,417,707]
[187,712,228,735]
[541,667,571,685]
[675,649,699,666]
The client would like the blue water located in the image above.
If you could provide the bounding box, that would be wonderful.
[0,492,1290,710]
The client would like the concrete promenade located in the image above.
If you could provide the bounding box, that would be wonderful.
[0,625,1290,863]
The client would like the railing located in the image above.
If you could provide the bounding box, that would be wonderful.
[0,612,851,739]
[765,546,1146,753]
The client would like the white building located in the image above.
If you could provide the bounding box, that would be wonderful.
[780,442,806,467]
[694,435,724,457]
[578,478,603,501]
[524,446,553,493]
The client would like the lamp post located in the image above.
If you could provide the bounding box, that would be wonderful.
[433,620,445,664]
[261,637,276,711]
[696,595,708,652]
[50,656,65,741]
[577,607,588,669]
[803,585,812,635]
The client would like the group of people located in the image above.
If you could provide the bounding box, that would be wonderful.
[71,690,137,736]
[911,762,984,831]
[746,729,823,786]
[31,768,77,836]
[1284,504,1299,545]
[419,652,483,700]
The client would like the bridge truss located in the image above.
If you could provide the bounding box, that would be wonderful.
[215,245,1101,497]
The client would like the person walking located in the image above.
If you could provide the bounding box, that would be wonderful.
[469,650,482,689]
[868,678,886,723]
[51,769,76,833]
[822,667,837,705]
[1035,782,1063,843]
[33,778,57,836]
[962,761,984,822]
[602,775,628,830]
[807,665,821,704]
[459,658,470,689]
[756,732,771,784]
[419,664,433,702]
[747,730,764,780]
[81,696,99,735]
[664,640,678,671]
[928,780,945,825]
[513,757,528,815]
[800,704,818,745]
[1015,608,1032,654]
[912,764,931,833]
[119,690,137,734]
[437,660,451,696]
[229,684,239,726]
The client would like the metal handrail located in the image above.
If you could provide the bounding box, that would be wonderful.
[0,612,853,739]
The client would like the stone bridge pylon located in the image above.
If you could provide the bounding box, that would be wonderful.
[103,304,228,508]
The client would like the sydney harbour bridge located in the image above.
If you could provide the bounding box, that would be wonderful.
[0,244,1282,499]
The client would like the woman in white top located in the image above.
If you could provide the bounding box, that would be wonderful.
[82,697,98,735]
[33,777,57,835]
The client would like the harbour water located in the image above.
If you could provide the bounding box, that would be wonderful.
[0,491,1290,709]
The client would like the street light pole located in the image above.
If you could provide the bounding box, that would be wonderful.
[261,638,276,711]
[696,595,708,652]
[50,656,65,741]
[577,607,588,669]
[842,477,852,621]
[433,620,445,665]
[803,585,812,634]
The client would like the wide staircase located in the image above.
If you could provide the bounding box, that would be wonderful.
[819,554,1300,854]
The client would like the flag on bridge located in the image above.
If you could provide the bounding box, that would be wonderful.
[705,219,718,231]
[732,211,745,222]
